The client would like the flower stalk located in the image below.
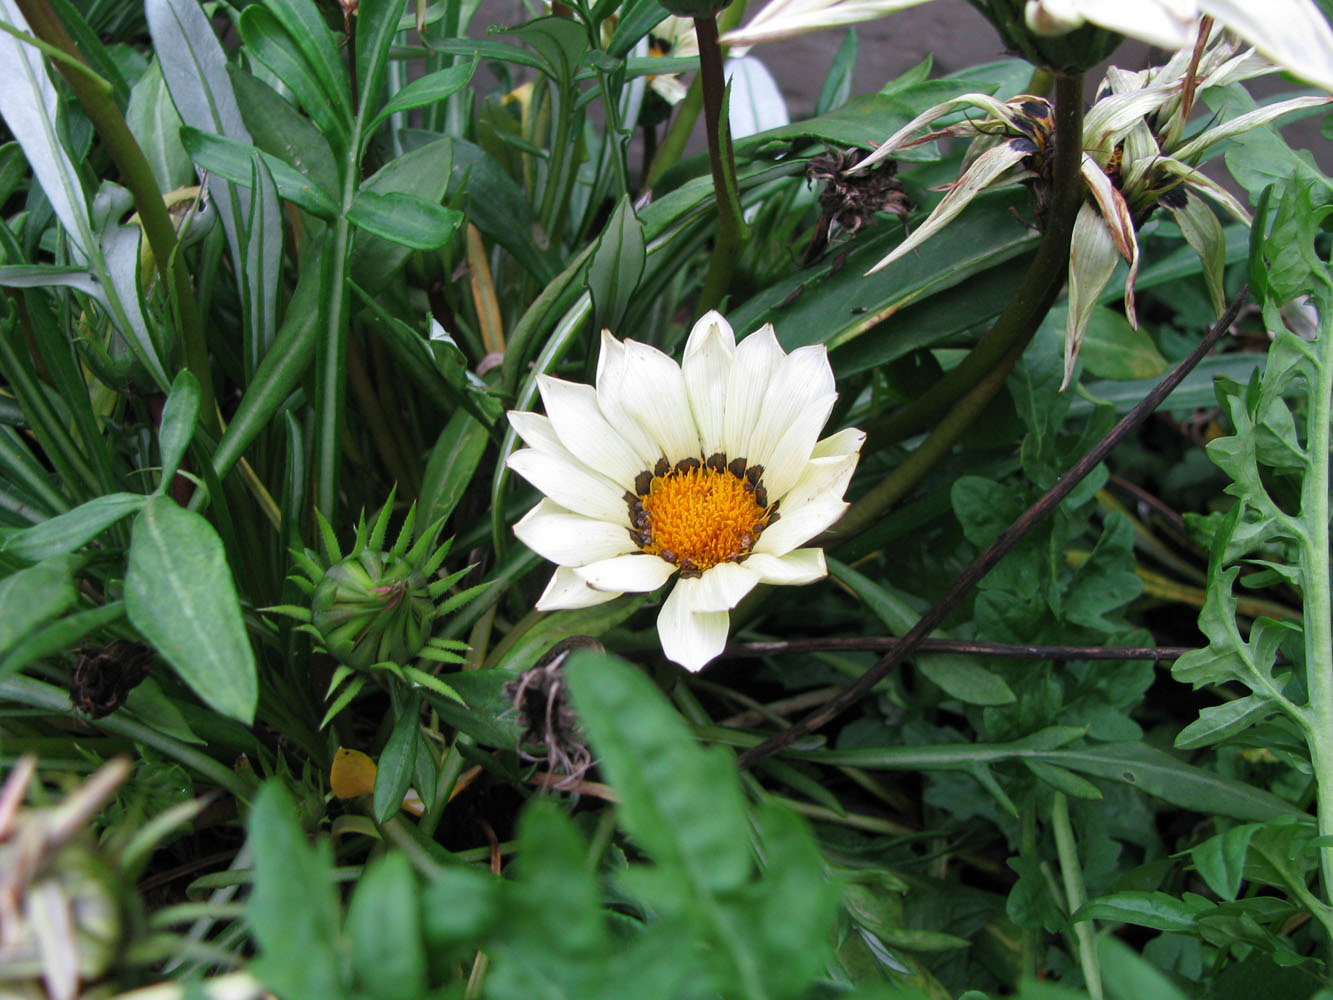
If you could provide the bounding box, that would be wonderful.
[693,13,748,313]
[835,71,1087,538]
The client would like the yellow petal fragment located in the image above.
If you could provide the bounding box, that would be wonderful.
[330,747,378,799]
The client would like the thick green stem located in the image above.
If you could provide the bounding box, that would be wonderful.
[14,0,215,424]
[693,13,746,313]
[1051,793,1103,1000]
[1301,293,1333,920]
[835,71,1086,538]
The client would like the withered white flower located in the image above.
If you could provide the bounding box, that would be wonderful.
[849,28,1330,386]
[507,312,863,672]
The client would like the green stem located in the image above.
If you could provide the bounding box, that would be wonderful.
[0,674,254,800]
[1051,792,1103,1000]
[1301,289,1333,923]
[693,12,746,314]
[835,71,1086,538]
[13,0,215,424]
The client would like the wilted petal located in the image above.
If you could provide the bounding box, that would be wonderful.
[537,567,623,610]
[1063,202,1123,390]
[658,577,731,671]
[867,141,1030,275]
[1164,189,1226,315]
[1079,156,1139,326]
[514,499,637,567]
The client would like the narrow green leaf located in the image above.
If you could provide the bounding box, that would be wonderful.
[373,692,421,824]
[586,196,645,335]
[158,370,201,488]
[0,554,78,652]
[418,411,489,536]
[181,127,337,218]
[347,190,463,250]
[1074,891,1204,932]
[3,493,145,562]
[125,496,257,723]
[0,599,121,681]
[1023,759,1103,800]
[370,59,477,132]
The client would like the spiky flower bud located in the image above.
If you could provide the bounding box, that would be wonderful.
[271,490,483,725]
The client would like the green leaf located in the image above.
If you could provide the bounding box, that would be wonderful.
[1038,742,1300,822]
[347,190,463,250]
[345,852,427,1000]
[1076,891,1204,932]
[421,670,521,748]
[605,0,668,57]
[565,649,753,898]
[0,554,78,652]
[418,411,489,536]
[506,16,588,84]
[449,139,559,283]
[1099,934,1192,1000]
[0,601,123,681]
[815,28,857,115]
[1074,305,1169,381]
[354,0,411,124]
[487,595,645,674]
[181,126,337,218]
[506,799,607,957]
[237,4,350,145]
[247,781,344,1000]
[125,496,257,723]
[3,493,145,562]
[586,196,645,336]
[1189,823,1260,901]
[248,0,352,141]
[157,369,200,488]
[230,66,339,201]
[369,58,477,132]
[1174,694,1276,751]
[125,60,193,190]
[373,691,421,823]
[1023,760,1103,800]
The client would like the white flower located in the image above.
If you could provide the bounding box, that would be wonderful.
[723,0,1333,94]
[506,313,863,672]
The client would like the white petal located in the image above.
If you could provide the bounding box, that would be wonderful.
[1062,0,1196,50]
[688,562,760,612]
[507,447,628,524]
[774,449,860,512]
[754,499,848,557]
[613,340,701,463]
[538,375,650,485]
[575,552,677,593]
[744,548,827,585]
[595,329,662,463]
[747,344,837,498]
[537,567,623,610]
[723,324,785,460]
[657,578,730,671]
[1201,0,1333,92]
[514,499,637,567]
[682,312,736,456]
[507,410,563,454]
[812,426,867,461]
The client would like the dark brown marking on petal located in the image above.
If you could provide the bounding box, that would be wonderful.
[706,452,728,472]
[659,548,677,565]
[754,486,768,508]
[746,465,764,485]
[727,457,747,479]
[675,456,701,474]
[634,470,654,495]
[654,457,670,477]
[623,490,638,505]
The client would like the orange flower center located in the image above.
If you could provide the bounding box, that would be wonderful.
[627,456,775,575]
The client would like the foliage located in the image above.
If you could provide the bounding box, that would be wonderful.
[0,0,1332,996]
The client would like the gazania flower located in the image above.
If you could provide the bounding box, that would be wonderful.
[507,313,863,671]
